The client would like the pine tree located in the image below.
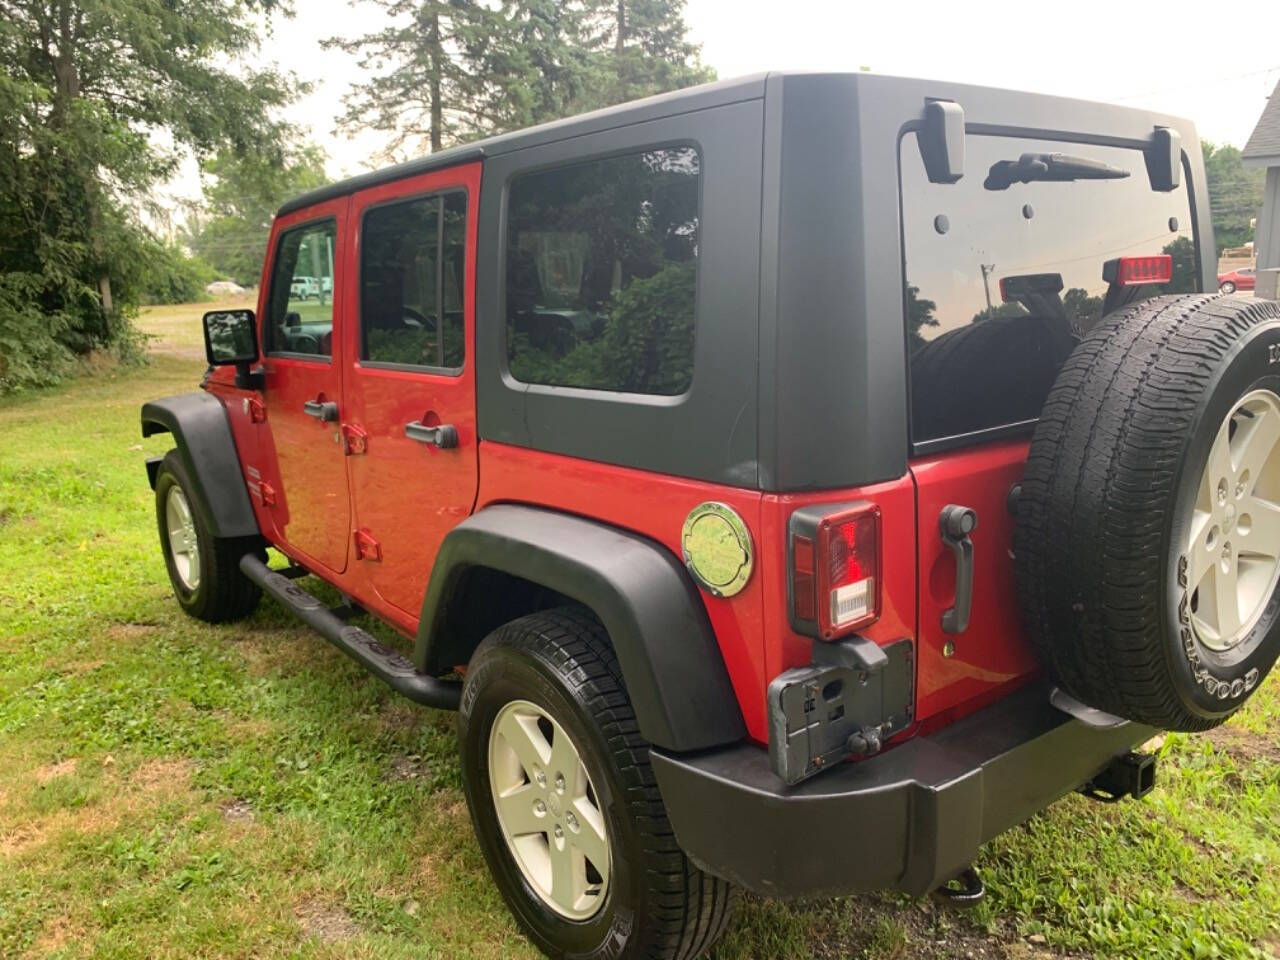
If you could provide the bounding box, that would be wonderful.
[326,0,497,158]
[581,0,713,107]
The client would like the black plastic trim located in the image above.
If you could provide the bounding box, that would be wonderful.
[140,392,259,539]
[240,554,462,709]
[414,504,746,752]
[650,683,1154,898]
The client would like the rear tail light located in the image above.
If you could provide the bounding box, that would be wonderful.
[788,502,881,640]
[1104,255,1172,287]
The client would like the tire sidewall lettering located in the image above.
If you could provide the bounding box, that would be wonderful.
[1166,321,1280,716]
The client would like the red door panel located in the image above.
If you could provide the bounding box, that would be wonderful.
[256,198,352,575]
[910,439,1039,723]
[342,164,481,617]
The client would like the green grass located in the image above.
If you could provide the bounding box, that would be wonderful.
[1,302,1278,959]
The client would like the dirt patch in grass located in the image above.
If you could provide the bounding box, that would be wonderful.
[295,897,360,943]
[378,699,424,733]
[104,622,160,643]
[386,754,432,782]
[221,799,255,823]
[33,758,77,784]
[234,628,324,677]
[1206,723,1280,765]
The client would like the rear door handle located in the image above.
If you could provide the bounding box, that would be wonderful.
[406,420,458,449]
[939,504,978,635]
[303,400,338,422]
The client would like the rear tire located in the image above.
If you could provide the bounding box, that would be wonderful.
[1016,295,1280,730]
[154,449,262,623]
[1221,281,1237,294]
[458,608,737,960]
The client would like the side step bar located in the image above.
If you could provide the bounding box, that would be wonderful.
[239,554,461,710]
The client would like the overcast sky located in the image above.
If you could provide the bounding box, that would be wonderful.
[162,0,1280,204]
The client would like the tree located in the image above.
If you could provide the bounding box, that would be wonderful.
[1202,141,1266,255]
[189,146,329,287]
[581,0,712,107]
[0,0,302,390]
[906,285,938,352]
[325,0,495,158]
[331,0,714,157]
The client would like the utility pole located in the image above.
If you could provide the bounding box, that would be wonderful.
[980,263,997,320]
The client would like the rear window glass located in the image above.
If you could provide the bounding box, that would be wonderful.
[900,133,1197,448]
[504,146,700,396]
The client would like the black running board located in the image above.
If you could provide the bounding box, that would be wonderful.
[239,554,461,710]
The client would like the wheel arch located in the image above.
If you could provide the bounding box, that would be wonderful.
[416,504,747,753]
[141,392,260,540]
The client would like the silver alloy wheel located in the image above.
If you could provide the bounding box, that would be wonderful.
[488,699,610,920]
[1187,389,1280,651]
[165,485,201,591]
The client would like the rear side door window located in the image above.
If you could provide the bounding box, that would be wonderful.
[360,192,467,371]
[265,220,338,359]
[900,133,1197,450]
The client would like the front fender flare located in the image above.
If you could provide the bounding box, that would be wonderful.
[141,392,259,540]
[416,505,747,753]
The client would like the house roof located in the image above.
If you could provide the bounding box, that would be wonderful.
[1243,79,1280,166]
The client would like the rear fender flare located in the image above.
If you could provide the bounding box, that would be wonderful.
[141,392,259,540]
[416,504,747,752]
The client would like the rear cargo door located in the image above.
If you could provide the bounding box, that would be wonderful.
[898,129,1198,722]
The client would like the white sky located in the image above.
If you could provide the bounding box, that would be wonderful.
[159,0,1280,208]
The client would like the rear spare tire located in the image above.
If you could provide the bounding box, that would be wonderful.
[1016,294,1280,730]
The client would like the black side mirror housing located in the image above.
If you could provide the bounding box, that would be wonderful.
[202,308,263,390]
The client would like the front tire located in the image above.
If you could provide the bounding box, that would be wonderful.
[458,608,736,960]
[154,449,262,623]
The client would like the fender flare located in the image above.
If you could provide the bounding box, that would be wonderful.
[416,504,747,753]
[141,392,259,540]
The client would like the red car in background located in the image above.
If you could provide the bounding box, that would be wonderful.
[1218,266,1256,293]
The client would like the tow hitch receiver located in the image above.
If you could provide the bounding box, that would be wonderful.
[1080,751,1157,804]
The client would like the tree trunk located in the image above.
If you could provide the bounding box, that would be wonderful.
[52,1,113,332]
[429,8,442,153]
[615,0,626,57]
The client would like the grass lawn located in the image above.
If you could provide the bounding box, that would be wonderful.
[1,302,1278,959]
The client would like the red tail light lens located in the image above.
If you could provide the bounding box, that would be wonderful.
[1106,255,1173,287]
[789,502,881,640]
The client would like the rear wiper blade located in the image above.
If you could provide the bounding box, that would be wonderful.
[984,152,1130,190]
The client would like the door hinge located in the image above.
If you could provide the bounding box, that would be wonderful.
[340,422,368,456]
[258,481,277,507]
[353,528,381,562]
[242,396,267,423]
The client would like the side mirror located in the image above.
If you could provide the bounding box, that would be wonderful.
[202,309,263,390]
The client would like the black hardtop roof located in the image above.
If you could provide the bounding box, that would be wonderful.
[277,70,1197,218]
[277,72,768,217]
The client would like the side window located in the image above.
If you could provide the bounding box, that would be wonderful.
[505,146,700,396]
[360,192,467,370]
[265,220,337,359]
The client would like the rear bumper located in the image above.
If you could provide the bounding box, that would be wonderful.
[650,684,1154,898]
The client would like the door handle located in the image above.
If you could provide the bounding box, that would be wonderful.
[939,504,978,635]
[303,400,339,422]
[405,420,458,449]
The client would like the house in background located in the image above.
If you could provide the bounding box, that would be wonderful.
[1244,78,1280,295]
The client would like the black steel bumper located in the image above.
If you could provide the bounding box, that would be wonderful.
[650,684,1154,898]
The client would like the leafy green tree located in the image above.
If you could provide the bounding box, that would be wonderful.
[1202,141,1266,255]
[906,285,938,352]
[332,0,714,155]
[1162,235,1199,293]
[189,146,329,287]
[326,0,495,156]
[0,0,302,390]
[581,0,713,106]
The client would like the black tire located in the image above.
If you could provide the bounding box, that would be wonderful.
[154,449,262,623]
[1016,294,1280,730]
[458,608,737,960]
[1221,281,1237,294]
[910,313,1079,443]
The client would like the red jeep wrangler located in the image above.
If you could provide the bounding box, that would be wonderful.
[142,73,1280,959]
